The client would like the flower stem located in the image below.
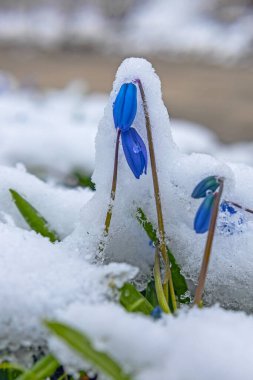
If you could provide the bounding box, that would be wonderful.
[225,200,253,215]
[154,248,171,313]
[100,129,121,250]
[136,79,177,312]
[194,178,224,306]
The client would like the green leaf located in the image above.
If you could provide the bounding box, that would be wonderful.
[0,363,24,380]
[45,321,132,380]
[136,208,190,304]
[71,171,95,191]
[120,283,153,315]
[10,189,60,243]
[16,355,59,380]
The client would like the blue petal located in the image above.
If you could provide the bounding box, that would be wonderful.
[194,193,216,233]
[151,306,162,320]
[220,201,237,215]
[191,176,220,199]
[121,128,148,179]
[113,83,137,132]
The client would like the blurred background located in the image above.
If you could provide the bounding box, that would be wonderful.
[0,0,252,184]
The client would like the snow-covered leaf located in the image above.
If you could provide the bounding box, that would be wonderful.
[9,189,60,242]
[120,283,153,315]
[45,321,132,380]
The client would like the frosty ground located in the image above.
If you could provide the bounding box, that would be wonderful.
[0,59,253,379]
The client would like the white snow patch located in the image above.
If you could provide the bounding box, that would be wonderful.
[49,303,253,380]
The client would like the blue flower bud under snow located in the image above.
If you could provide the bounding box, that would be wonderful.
[121,128,147,179]
[194,193,216,234]
[217,201,246,236]
[151,306,162,320]
[191,176,220,199]
[113,83,137,132]
[220,201,237,215]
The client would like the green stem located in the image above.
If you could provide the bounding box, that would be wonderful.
[154,248,171,313]
[137,79,177,312]
[194,179,224,306]
[99,129,121,250]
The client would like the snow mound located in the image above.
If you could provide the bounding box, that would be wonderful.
[49,303,253,380]
[68,57,253,311]
[0,165,93,238]
[0,221,137,363]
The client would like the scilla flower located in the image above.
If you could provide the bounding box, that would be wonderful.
[121,128,147,179]
[194,193,216,233]
[113,82,147,179]
[191,175,220,199]
[217,201,245,236]
[192,175,223,233]
[113,82,137,132]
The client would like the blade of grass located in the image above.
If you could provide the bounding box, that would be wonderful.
[120,283,153,315]
[136,208,190,304]
[10,189,60,243]
[45,321,132,380]
[16,355,59,380]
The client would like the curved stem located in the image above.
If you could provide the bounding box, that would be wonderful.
[194,179,224,306]
[136,79,177,312]
[99,129,121,251]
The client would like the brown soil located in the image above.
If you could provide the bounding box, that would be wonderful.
[0,47,253,143]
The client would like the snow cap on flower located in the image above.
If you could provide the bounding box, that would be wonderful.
[194,193,216,233]
[191,175,220,199]
[121,128,147,179]
[113,82,137,132]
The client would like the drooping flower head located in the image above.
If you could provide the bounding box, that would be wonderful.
[121,128,147,179]
[191,175,220,199]
[192,175,223,234]
[113,82,148,179]
[194,193,216,233]
[113,82,137,132]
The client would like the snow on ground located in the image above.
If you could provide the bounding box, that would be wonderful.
[0,59,253,377]
[0,76,104,176]
[0,165,93,237]
[0,214,137,363]
[0,73,252,180]
[49,303,253,380]
[66,58,253,312]
[0,0,253,62]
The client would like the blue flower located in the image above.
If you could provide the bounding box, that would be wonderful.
[151,306,162,320]
[217,201,245,236]
[113,83,137,132]
[191,176,220,199]
[194,193,216,233]
[220,201,237,214]
[121,128,148,179]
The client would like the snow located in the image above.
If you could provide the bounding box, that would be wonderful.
[66,58,253,312]
[49,303,253,380]
[0,79,105,176]
[0,220,137,363]
[0,165,92,237]
[0,1,253,62]
[0,77,252,181]
[0,57,253,378]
